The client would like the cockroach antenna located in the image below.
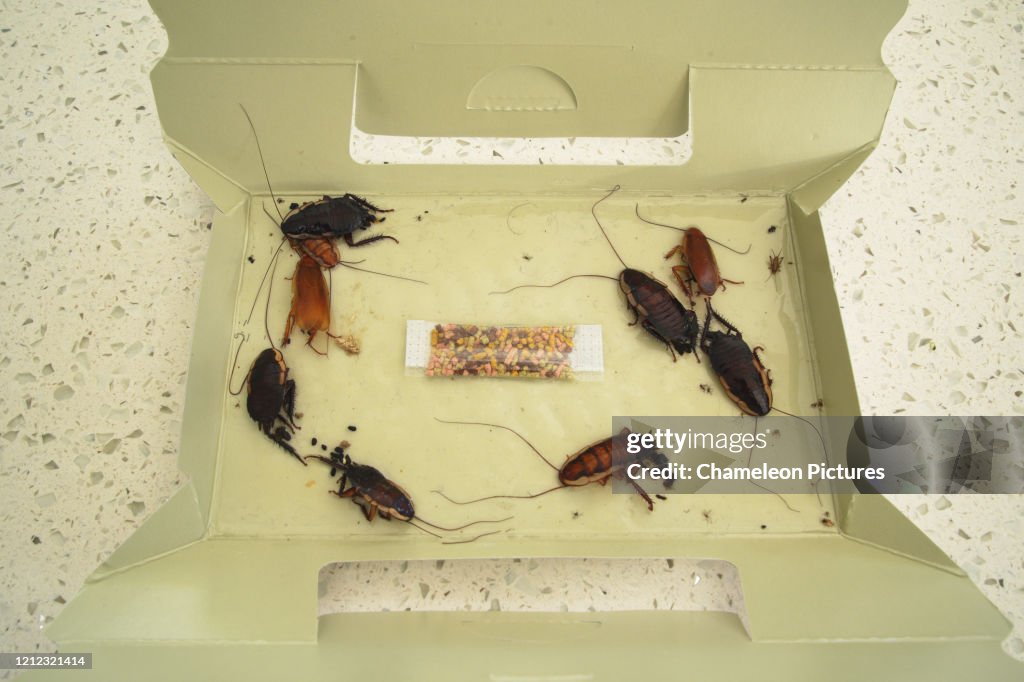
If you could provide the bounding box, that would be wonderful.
[434,418,560,471]
[489,273,618,295]
[634,204,751,255]
[239,104,285,224]
[226,332,250,396]
[592,184,627,269]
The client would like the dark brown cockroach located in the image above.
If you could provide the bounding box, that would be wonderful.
[228,346,306,466]
[698,304,831,509]
[699,300,773,417]
[634,206,748,304]
[434,419,672,511]
[765,249,783,280]
[618,268,700,361]
[699,300,828,427]
[281,194,398,248]
[492,186,699,361]
[283,254,339,355]
[306,445,510,542]
[240,105,398,249]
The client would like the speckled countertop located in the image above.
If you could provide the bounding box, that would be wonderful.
[0,0,1021,673]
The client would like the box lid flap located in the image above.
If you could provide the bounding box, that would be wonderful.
[150,0,905,199]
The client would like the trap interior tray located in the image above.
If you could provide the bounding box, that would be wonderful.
[30,1,1020,680]
[217,192,826,539]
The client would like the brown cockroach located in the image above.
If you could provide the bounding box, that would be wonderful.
[258,246,426,356]
[283,254,339,355]
[492,186,699,362]
[434,419,672,511]
[306,445,510,543]
[634,206,748,304]
[264,245,425,356]
[765,249,783,280]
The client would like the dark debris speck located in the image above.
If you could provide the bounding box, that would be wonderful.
[247,256,255,264]
[347,425,357,432]
[31,535,41,544]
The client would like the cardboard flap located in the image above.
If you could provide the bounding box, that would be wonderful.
[151,62,896,199]
[152,0,905,139]
[150,0,905,199]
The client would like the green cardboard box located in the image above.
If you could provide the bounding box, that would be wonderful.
[31,1,1020,679]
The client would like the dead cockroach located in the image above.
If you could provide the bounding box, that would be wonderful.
[275,250,423,356]
[281,195,397,248]
[283,254,339,355]
[239,105,426,336]
[434,419,672,511]
[597,188,701,361]
[699,300,773,417]
[228,344,306,466]
[241,105,397,250]
[698,301,831,472]
[306,445,510,542]
[492,186,699,362]
[634,206,748,304]
[269,246,424,355]
[765,249,783,280]
[618,267,700,361]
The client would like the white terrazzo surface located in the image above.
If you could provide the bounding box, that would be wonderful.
[0,0,1021,673]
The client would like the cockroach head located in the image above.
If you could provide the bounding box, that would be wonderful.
[330,446,350,467]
